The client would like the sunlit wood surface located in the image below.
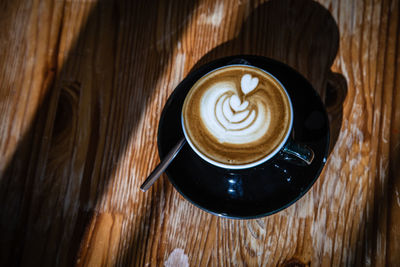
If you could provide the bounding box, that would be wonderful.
[1,0,399,266]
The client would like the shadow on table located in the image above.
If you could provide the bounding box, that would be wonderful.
[0,0,199,266]
[192,0,347,154]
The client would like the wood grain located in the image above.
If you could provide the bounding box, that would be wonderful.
[0,0,399,266]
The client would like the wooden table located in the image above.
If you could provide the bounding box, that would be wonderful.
[1,0,399,266]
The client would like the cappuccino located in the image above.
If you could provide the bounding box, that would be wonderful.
[182,65,292,167]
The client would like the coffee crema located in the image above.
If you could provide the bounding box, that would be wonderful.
[182,65,292,166]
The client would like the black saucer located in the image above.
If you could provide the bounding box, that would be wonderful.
[157,55,329,219]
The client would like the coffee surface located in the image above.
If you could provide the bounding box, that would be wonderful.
[182,65,292,166]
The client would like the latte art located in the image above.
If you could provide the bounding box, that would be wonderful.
[182,65,292,167]
[200,76,271,144]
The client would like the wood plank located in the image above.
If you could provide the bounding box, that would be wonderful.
[0,0,399,266]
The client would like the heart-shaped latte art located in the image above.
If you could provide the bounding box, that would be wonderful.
[241,74,259,95]
[229,94,249,112]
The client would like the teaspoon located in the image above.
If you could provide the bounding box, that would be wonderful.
[140,138,186,192]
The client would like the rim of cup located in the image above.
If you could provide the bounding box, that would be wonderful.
[181,64,294,169]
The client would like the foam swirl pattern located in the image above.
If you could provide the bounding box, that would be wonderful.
[200,82,271,144]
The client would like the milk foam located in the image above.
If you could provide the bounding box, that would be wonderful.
[200,75,271,144]
[182,66,292,166]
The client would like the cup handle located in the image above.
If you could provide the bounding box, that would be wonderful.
[281,138,314,165]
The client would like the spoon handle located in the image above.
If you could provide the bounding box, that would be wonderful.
[140,138,186,192]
